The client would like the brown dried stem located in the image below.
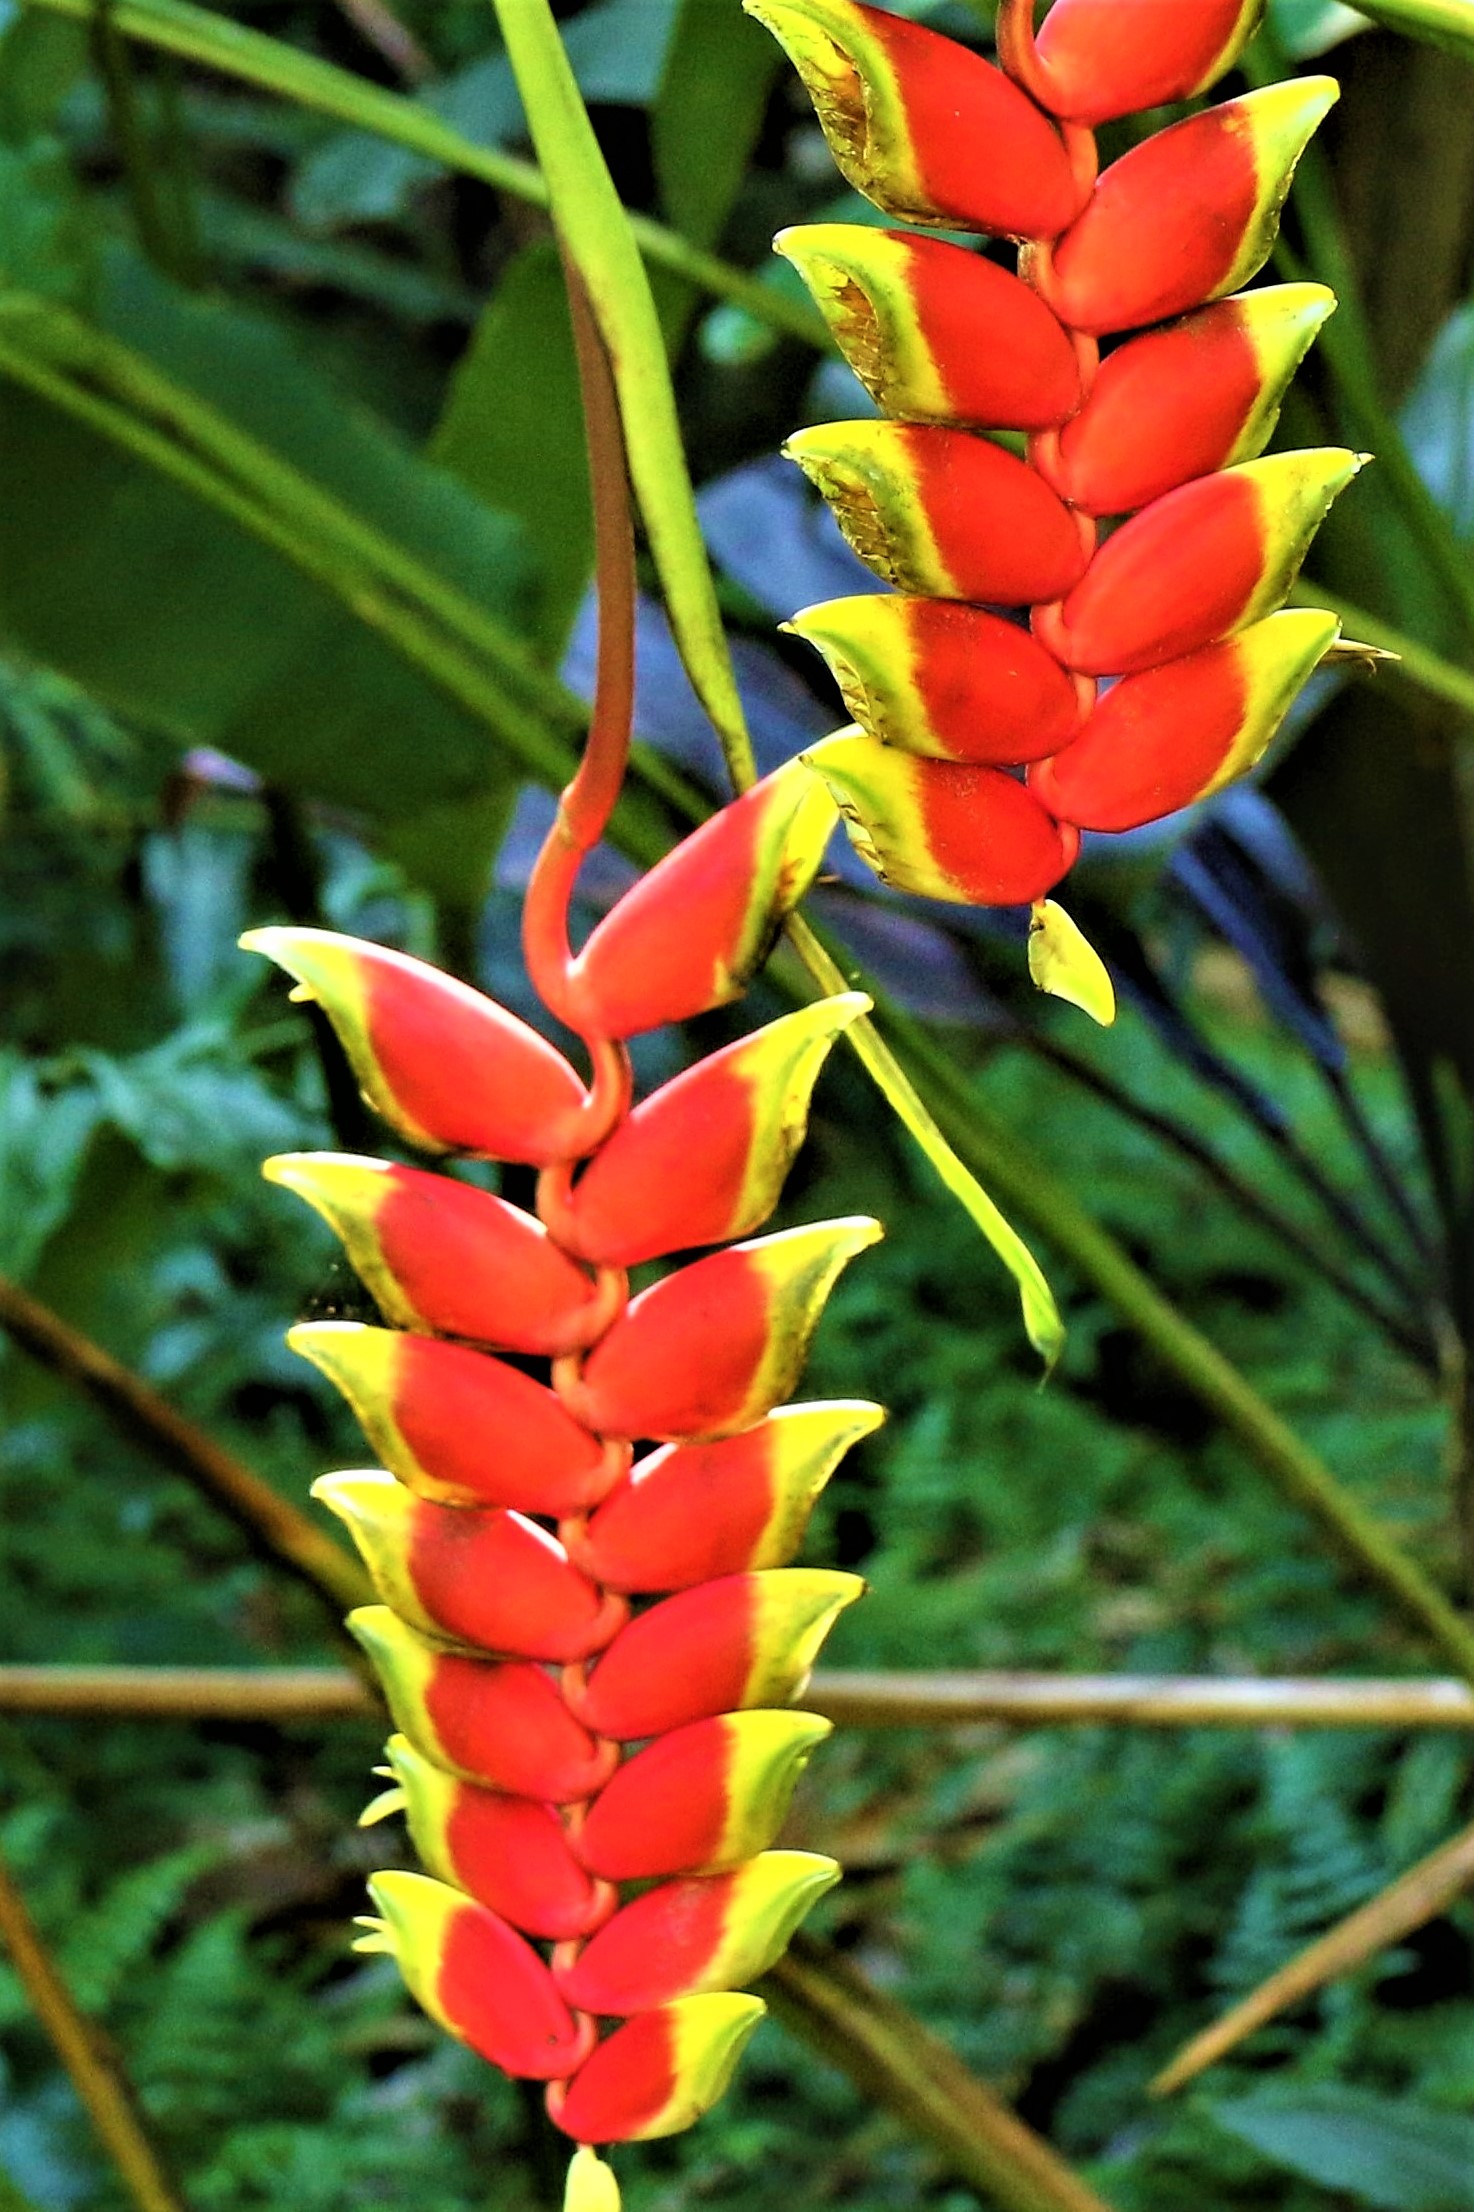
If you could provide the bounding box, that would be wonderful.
[1151,1813,1474,2096]
[0,1840,189,2212]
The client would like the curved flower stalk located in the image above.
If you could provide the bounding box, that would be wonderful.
[242,274,883,2203]
[748,0,1364,1006]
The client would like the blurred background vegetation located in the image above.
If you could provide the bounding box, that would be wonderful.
[4,0,1474,2207]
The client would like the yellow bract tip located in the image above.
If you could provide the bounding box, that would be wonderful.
[1028,902,1116,1027]
[564,2147,621,2212]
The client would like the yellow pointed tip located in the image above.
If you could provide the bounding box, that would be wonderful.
[1028,902,1116,1027]
[565,2147,621,2212]
[358,1786,407,1829]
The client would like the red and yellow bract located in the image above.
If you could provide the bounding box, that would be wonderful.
[751,0,1362,940]
[246,754,880,2203]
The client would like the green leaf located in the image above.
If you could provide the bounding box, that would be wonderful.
[1337,0,1474,59]
[1268,0,1374,54]
[652,0,779,249]
[429,241,592,656]
[1402,303,1474,540]
[1211,2087,1474,2210]
[0,245,590,900]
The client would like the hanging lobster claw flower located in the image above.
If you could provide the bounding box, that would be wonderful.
[1025,79,1339,336]
[785,421,1091,605]
[288,1320,621,1516]
[1032,448,1364,676]
[742,0,1083,238]
[570,1569,864,1740]
[313,1472,626,1663]
[1039,285,1337,517]
[1030,609,1340,831]
[564,1220,882,1442]
[804,732,1079,906]
[548,1994,766,2144]
[377,1734,614,1941]
[565,2149,621,2212]
[557,997,869,1266]
[563,762,835,1039]
[575,1711,834,1882]
[786,595,1086,764]
[239,927,589,1163]
[555,1853,839,2014]
[579,1402,884,1595]
[348,1607,617,1800]
[265,1154,601,1354]
[1000,0,1264,127]
[356,1871,592,2081]
[775,226,1081,431]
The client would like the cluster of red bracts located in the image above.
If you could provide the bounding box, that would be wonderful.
[243,758,884,2207]
[747,0,1360,911]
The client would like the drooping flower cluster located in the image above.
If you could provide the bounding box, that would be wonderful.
[244,754,883,2205]
[748,0,1358,909]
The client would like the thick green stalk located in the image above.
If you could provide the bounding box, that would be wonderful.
[19,0,828,348]
[489,0,758,792]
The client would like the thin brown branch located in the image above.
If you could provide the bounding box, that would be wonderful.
[765,1933,1114,2212]
[331,0,431,82]
[1151,1812,1474,2096]
[6,1666,1473,1731]
[0,1840,189,2212]
[0,1273,368,1622]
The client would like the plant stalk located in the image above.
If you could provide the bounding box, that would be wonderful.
[0,1842,189,2212]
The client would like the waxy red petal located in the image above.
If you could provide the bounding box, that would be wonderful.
[564,763,835,1039]
[1041,285,1336,519]
[805,733,1078,907]
[289,1321,616,1515]
[315,1472,624,1662]
[744,0,1083,238]
[361,1872,587,2081]
[776,225,1080,431]
[580,1403,884,1594]
[573,1570,862,1740]
[787,594,1085,765]
[786,421,1091,605]
[1034,450,1362,677]
[349,1607,614,1800]
[265,1153,600,1354]
[555,1853,838,2015]
[381,1735,612,1941]
[1023,0,1262,126]
[565,1220,881,1442]
[549,1995,765,2143]
[576,1711,833,1881]
[1028,81,1339,337]
[240,927,588,1163]
[558,997,868,1267]
[1030,610,1340,832]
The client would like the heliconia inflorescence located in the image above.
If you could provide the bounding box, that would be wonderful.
[747,0,1363,974]
[244,566,883,2194]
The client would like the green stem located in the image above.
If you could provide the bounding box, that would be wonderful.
[0,1842,190,2212]
[489,0,759,791]
[21,0,829,348]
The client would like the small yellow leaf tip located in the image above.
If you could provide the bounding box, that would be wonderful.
[565,2146,621,2212]
[1028,901,1116,1027]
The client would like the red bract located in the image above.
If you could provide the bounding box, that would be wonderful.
[248,609,881,2199]
[753,0,1360,975]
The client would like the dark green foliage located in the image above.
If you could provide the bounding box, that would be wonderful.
[3,3,1474,2207]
